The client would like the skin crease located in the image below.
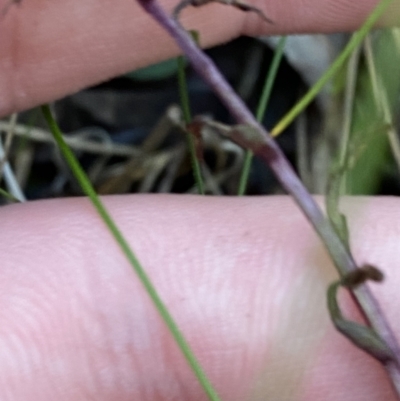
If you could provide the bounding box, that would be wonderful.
[1,0,400,400]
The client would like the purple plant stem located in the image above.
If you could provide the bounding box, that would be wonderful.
[136,0,400,393]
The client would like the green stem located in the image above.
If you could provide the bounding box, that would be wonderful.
[238,36,287,195]
[41,104,221,401]
[177,31,205,195]
[0,187,19,202]
[271,0,395,137]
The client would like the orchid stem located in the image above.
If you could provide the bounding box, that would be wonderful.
[135,0,400,394]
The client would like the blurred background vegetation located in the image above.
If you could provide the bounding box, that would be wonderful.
[1,28,400,203]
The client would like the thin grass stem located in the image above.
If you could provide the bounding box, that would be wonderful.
[0,187,19,202]
[271,0,395,137]
[177,31,205,194]
[41,104,222,401]
[238,35,287,195]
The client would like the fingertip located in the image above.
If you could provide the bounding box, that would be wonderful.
[2,0,399,115]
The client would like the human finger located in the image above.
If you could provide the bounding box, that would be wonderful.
[1,0,399,116]
[0,195,399,400]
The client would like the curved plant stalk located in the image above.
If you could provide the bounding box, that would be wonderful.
[173,0,273,23]
[238,35,287,195]
[41,105,222,401]
[327,265,395,362]
[135,0,400,396]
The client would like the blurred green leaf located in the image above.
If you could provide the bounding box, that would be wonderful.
[348,29,400,194]
[127,58,186,81]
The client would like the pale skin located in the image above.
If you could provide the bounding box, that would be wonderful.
[1,0,400,400]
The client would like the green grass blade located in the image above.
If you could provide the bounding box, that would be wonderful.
[271,0,395,137]
[237,150,253,195]
[0,187,20,202]
[255,37,288,123]
[41,104,222,401]
[238,35,287,195]
[177,55,192,122]
[177,30,205,195]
